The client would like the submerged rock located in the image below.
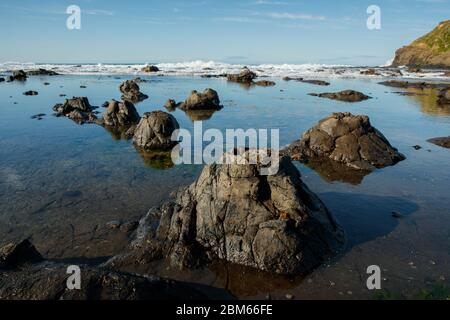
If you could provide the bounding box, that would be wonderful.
[119,80,148,102]
[178,88,223,111]
[0,77,5,82]
[101,99,140,128]
[53,97,98,124]
[164,99,179,111]
[23,90,38,96]
[428,136,450,149]
[299,79,330,86]
[379,80,449,89]
[0,239,43,270]
[285,112,405,171]
[227,67,257,84]
[133,111,179,150]
[255,80,276,87]
[141,65,160,73]
[309,90,371,102]
[108,150,344,275]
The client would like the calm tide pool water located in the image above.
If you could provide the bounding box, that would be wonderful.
[0,74,449,299]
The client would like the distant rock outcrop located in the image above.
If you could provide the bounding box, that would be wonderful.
[7,70,27,82]
[392,20,450,68]
[227,67,257,84]
[26,69,59,76]
[107,150,344,275]
[141,65,160,73]
[53,97,99,124]
[285,112,405,171]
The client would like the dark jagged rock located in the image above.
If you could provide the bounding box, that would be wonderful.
[101,99,140,128]
[0,77,5,82]
[53,97,98,124]
[26,68,59,76]
[23,91,38,96]
[309,90,371,102]
[119,80,149,102]
[0,239,43,270]
[178,89,223,111]
[141,65,160,73]
[133,111,179,150]
[285,112,405,171]
[227,67,257,84]
[428,136,450,149]
[107,150,344,276]
[255,80,276,87]
[31,113,46,120]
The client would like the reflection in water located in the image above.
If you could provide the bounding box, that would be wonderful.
[184,109,218,121]
[400,88,450,116]
[103,125,135,141]
[302,158,371,185]
[136,147,175,169]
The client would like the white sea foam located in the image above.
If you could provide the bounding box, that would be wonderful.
[0,60,448,80]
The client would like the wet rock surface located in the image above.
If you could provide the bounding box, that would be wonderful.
[178,88,223,111]
[119,80,149,102]
[285,112,406,171]
[360,69,381,76]
[53,97,99,124]
[133,111,180,150]
[428,136,450,149]
[379,80,449,89]
[101,99,140,128]
[108,150,344,275]
[309,90,371,102]
[7,70,27,82]
[255,80,276,87]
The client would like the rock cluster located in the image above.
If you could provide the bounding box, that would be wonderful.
[360,69,380,76]
[7,70,27,82]
[119,80,149,102]
[309,90,371,102]
[53,97,99,124]
[26,68,59,76]
[108,150,344,275]
[285,112,405,171]
[133,111,180,150]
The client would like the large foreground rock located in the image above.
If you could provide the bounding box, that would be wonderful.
[133,111,179,150]
[285,112,405,171]
[178,89,223,111]
[108,150,344,275]
[53,97,98,124]
[392,20,450,68]
[309,90,371,102]
[119,80,148,102]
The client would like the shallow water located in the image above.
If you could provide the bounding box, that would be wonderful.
[0,74,449,299]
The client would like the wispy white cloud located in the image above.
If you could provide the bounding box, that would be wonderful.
[265,12,326,20]
[249,0,291,5]
[213,16,266,23]
[84,9,115,16]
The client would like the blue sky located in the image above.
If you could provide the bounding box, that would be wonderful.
[0,0,449,65]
